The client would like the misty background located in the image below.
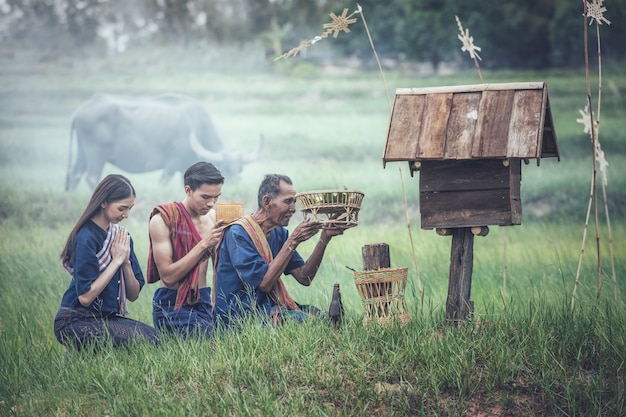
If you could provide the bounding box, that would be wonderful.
[2,0,626,70]
[1,0,625,218]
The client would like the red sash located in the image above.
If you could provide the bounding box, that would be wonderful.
[147,202,211,310]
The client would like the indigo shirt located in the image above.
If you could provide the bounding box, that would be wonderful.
[214,225,304,326]
[60,221,144,315]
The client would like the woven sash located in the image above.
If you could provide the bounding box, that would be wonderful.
[233,215,298,311]
[147,202,209,310]
[96,223,128,315]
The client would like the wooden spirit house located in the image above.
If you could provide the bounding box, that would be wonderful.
[382,82,560,321]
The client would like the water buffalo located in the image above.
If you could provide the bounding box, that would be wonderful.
[65,93,262,190]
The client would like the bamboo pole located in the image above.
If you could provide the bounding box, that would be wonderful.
[358,3,422,308]
[582,0,602,302]
[572,171,595,311]
[594,16,618,302]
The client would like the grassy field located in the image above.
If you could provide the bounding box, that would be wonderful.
[1,45,625,416]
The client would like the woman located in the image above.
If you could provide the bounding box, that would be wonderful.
[54,174,158,349]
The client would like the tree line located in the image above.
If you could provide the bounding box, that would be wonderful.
[1,0,624,69]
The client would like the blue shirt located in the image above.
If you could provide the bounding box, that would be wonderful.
[60,221,145,315]
[214,225,304,326]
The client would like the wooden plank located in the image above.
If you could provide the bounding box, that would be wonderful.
[509,159,522,224]
[473,90,515,157]
[446,228,474,322]
[444,92,481,159]
[540,95,560,160]
[535,85,548,163]
[508,90,543,158]
[383,95,425,161]
[421,188,512,214]
[420,189,514,228]
[396,82,545,96]
[421,208,515,228]
[416,93,453,158]
[420,160,510,192]
[387,82,558,163]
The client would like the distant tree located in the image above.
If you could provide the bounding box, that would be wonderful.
[468,0,556,69]
[329,0,559,69]
[328,0,405,66]
[1,0,623,66]
[0,0,63,45]
[588,0,626,64]
[549,0,584,68]
[188,0,251,44]
[395,0,458,70]
[150,0,190,43]
[244,0,333,59]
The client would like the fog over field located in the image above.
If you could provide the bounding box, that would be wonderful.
[1,4,626,416]
[1,0,624,316]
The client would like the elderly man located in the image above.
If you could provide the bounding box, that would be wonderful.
[213,174,343,327]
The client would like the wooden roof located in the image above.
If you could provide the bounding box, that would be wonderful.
[383,82,560,166]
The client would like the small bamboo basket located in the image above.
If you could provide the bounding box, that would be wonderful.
[295,190,364,229]
[354,267,411,326]
[215,202,244,224]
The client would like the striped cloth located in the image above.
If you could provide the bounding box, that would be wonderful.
[63,223,128,315]
[213,215,298,312]
[147,202,211,310]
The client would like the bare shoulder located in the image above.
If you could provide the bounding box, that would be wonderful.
[149,212,168,235]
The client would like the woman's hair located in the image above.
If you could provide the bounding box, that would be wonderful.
[184,162,224,191]
[60,174,136,265]
[257,174,292,207]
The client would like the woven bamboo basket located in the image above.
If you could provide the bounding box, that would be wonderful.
[354,267,411,326]
[216,202,244,224]
[295,190,364,229]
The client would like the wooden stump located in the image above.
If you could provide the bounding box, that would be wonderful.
[445,228,475,323]
[362,243,390,271]
[362,243,392,316]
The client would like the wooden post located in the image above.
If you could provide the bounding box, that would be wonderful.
[445,228,475,323]
[362,243,390,271]
[361,243,391,317]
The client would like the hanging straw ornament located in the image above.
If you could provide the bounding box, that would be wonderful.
[274,7,360,61]
[586,0,611,26]
[455,15,483,83]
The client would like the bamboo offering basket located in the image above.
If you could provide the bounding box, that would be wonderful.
[215,202,244,224]
[354,267,411,326]
[295,190,364,229]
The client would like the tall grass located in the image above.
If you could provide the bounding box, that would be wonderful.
[1,47,625,415]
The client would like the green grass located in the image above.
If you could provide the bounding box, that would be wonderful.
[1,46,625,416]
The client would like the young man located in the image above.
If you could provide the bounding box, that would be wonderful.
[147,162,226,337]
[213,174,344,327]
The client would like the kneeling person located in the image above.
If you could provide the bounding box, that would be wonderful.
[54,174,158,350]
[148,162,226,337]
[214,174,343,327]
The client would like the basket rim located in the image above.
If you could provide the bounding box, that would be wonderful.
[295,189,364,196]
[354,267,408,275]
[354,267,408,282]
[296,190,364,212]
